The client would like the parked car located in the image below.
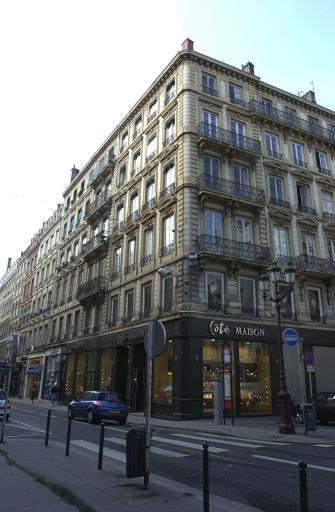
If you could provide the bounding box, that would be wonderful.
[292,392,335,425]
[0,389,11,421]
[68,390,128,425]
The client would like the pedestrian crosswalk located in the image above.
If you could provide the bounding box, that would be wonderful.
[70,429,290,465]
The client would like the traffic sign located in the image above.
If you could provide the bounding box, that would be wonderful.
[282,328,300,347]
[144,320,166,359]
[305,352,315,366]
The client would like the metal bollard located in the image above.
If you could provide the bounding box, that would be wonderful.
[45,409,51,447]
[66,417,72,456]
[98,423,105,470]
[203,443,209,512]
[299,461,308,512]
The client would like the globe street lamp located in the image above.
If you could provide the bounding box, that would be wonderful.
[260,263,296,435]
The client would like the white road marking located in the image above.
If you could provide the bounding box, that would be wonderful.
[313,444,334,448]
[152,435,227,453]
[6,434,44,438]
[8,420,46,433]
[253,455,335,473]
[172,433,264,449]
[194,432,290,446]
[71,440,126,463]
[105,436,187,458]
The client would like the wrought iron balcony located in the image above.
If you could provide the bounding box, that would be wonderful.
[125,263,135,274]
[269,197,291,209]
[88,155,115,187]
[198,122,261,155]
[295,254,335,274]
[85,189,112,221]
[275,254,294,264]
[199,235,271,264]
[267,150,283,159]
[81,232,108,259]
[249,99,335,143]
[160,183,175,199]
[322,211,335,222]
[230,96,247,108]
[141,254,153,266]
[76,275,108,302]
[126,211,139,223]
[297,205,317,216]
[292,158,308,168]
[319,167,332,176]
[142,198,156,212]
[146,150,157,163]
[198,174,265,204]
[111,270,120,280]
[147,111,157,123]
[160,243,174,257]
[202,86,218,97]
[112,221,124,233]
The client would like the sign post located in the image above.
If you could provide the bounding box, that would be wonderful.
[282,328,299,348]
[305,352,315,399]
[143,320,166,488]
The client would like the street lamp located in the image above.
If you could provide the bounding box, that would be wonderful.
[260,262,296,435]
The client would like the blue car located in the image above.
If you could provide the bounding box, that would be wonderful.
[68,390,128,425]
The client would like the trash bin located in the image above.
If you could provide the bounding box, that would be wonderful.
[301,403,317,431]
[126,427,146,478]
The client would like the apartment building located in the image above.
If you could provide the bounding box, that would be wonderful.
[1,39,335,418]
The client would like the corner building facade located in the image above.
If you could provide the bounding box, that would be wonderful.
[3,39,335,418]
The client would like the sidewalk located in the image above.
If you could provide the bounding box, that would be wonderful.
[0,398,333,512]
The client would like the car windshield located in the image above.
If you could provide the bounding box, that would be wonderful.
[99,392,122,402]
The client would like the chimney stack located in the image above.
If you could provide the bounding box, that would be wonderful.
[302,90,316,104]
[70,165,80,183]
[182,38,194,51]
[242,61,255,75]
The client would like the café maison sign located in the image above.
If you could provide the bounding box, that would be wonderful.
[209,320,265,338]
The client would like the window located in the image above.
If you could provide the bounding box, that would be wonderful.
[110,296,118,326]
[102,217,109,236]
[162,214,174,254]
[165,118,175,144]
[121,131,128,151]
[231,120,246,147]
[63,223,68,238]
[146,135,157,160]
[273,226,289,260]
[239,277,256,315]
[130,193,139,218]
[126,239,136,273]
[307,288,322,322]
[118,165,126,187]
[321,191,333,214]
[206,272,224,311]
[328,239,335,261]
[55,230,59,244]
[205,209,222,237]
[229,83,244,105]
[236,217,252,243]
[116,204,124,227]
[73,310,80,336]
[132,151,141,175]
[163,163,175,192]
[142,283,152,318]
[69,274,75,300]
[297,185,310,213]
[204,155,220,187]
[162,276,173,313]
[266,133,280,158]
[202,111,218,138]
[148,99,158,121]
[65,314,71,337]
[292,142,305,166]
[143,229,153,265]
[234,164,250,197]
[58,317,64,338]
[134,116,142,137]
[145,180,155,204]
[125,289,134,320]
[270,176,285,205]
[99,257,106,276]
[113,247,122,275]
[202,73,217,96]
[308,116,319,131]
[77,208,83,224]
[69,216,75,232]
[315,150,328,173]
[279,284,294,319]
[165,81,175,103]
[302,232,315,256]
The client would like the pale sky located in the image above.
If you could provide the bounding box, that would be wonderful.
[1,0,334,276]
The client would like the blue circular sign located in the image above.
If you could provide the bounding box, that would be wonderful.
[282,328,299,347]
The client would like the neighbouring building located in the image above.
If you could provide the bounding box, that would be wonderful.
[1,39,335,419]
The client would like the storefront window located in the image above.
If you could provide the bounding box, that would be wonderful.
[152,342,173,405]
[64,354,75,400]
[239,342,272,414]
[86,351,96,390]
[76,352,86,395]
[100,348,113,390]
[202,340,234,414]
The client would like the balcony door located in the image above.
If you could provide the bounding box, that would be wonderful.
[231,121,246,147]
[202,111,218,138]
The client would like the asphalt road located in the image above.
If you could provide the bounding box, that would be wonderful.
[4,402,335,512]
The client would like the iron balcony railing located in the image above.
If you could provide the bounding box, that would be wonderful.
[198,122,261,154]
[160,182,175,199]
[141,198,156,212]
[319,167,332,176]
[269,197,291,209]
[202,86,218,97]
[322,211,335,222]
[267,150,283,159]
[198,174,265,204]
[199,235,271,264]
[81,232,108,258]
[160,243,174,257]
[249,99,335,143]
[88,155,115,186]
[295,254,335,274]
[85,189,112,219]
[293,158,308,168]
[76,276,108,301]
[125,263,135,274]
[297,205,317,216]
[141,254,153,266]
[126,210,139,223]
[112,221,124,233]
[147,111,157,123]
[230,96,247,108]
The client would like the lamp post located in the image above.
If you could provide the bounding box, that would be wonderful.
[260,263,296,435]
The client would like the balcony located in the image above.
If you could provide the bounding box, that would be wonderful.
[126,210,139,223]
[142,198,156,212]
[112,221,124,233]
[88,155,115,187]
[160,183,175,200]
[76,275,108,303]
[141,254,153,266]
[319,167,332,176]
[266,150,283,160]
[198,174,265,205]
[322,211,335,222]
[297,205,317,216]
[147,111,157,124]
[198,122,261,155]
[292,158,308,168]
[160,243,174,257]
[125,263,135,274]
[81,232,109,260]
[198,235,271,265]
[249,99,335,144]
[230,96,247,108]
[295,254,335,275]
[84,189,112,222]
[269,197,291,209]
[202,86,218,97]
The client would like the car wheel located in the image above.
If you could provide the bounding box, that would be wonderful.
[87,410,96,424]
[294,411,303,424]
[118,419,126,425]
[68,407,74,420]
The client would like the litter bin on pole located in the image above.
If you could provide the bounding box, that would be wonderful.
[301,403,317,432]
[126,427,154,478]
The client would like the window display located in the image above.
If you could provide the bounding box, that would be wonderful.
[239,342,272,413]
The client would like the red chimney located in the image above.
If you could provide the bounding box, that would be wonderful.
[182,38,194,51]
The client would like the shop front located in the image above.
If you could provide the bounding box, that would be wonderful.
[24,356,44,400]
[41,349,62,400]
